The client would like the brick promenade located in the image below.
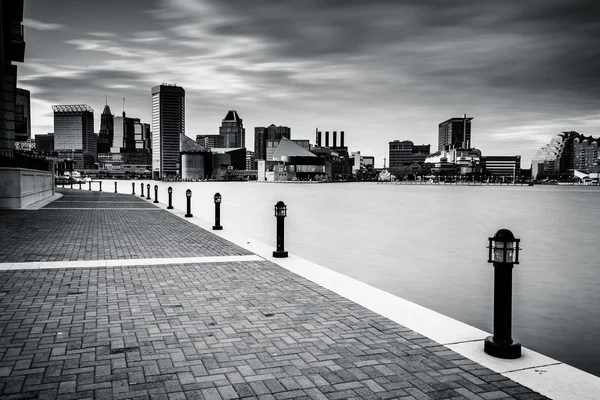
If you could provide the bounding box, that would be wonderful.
[0,189,548,399]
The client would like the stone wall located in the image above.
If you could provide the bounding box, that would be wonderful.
[0,167,54,209]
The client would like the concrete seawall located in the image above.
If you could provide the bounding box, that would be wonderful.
[0,167,54,209]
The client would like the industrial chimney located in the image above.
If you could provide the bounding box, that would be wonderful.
[325,131,329,147]
[333,131,337,148]
[316,130,322,147]
[340,131,345,148]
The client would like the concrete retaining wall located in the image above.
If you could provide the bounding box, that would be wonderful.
[0,168,54,209]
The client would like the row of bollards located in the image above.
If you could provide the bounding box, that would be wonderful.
[95,180,520,361]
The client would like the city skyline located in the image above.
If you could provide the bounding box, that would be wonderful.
[19,0,600,167]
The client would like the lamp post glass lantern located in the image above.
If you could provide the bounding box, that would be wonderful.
[185,189,193,217]
[213,192,222,230]
[484,229,522,359]
[146,184,151,200]
[154,185,159,203]
[273,201,288,258]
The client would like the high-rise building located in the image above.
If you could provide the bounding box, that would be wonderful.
[254,127,267,161]
[152,84,185,178]
[389,140,431,169]
[98,103,114,153]
[219,111,245,148]
[255,124,291,161]
[0,0,25,157]
[532,132,599,179]
[15,88,30,141]
[438,115,473,151]
[52,105,96,169]
[112,112,139,153]
[196,134,224,150]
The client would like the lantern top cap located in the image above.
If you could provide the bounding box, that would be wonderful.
[492,229,517,242]
[154,185,158,188]
[168,187,172,192]
[275,201,286,208]
[215,192,221,197]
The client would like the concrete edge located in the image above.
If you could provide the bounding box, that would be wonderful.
[150,198,600,400]
[24,192,63,210]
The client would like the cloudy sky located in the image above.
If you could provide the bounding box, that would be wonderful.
[21,0,600,166]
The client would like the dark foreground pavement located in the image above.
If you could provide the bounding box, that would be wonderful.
[0,189,548,399]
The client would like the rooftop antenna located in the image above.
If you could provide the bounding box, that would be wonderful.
[123,97,126,116]
[383,153,387,169]
[105,93,108,106]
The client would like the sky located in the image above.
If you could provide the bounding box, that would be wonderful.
[20,0,600,167]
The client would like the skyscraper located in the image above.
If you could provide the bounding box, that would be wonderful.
[255,124,291,161]
[152,84,185,179]
[438,115,473,151]
[98,103,114,153]
[15,88,30,141]
[219,111,245,148]
[52,105,96,169]
[0,0,25,157]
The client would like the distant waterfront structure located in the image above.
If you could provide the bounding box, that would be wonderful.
[438,115,473,151]
[97,103,114,153]
[0,0,25,157]
[196,134,224,150]
[256,124,291,162]
[152,84,185,179]
[35,133,54,152]
[52,105,96,169]
[15,88,30,141]
[531,131,600,180]
[481,156,521,178]
[219,111,245,149]
[388,140,430,169]
[246,150,255,171]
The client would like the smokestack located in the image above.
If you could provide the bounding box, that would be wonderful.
[333,131,337,148]
[325,131,329,147]
[316,131,322,147]
[340,131,345,148]
[463,113,467,149]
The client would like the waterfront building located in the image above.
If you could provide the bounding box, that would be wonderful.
[15,88,30,141]
[52,105,96,169]
[266,137,325,181]
[532,131,600,180]
[246,150,255,171]
[0,0,25,157]
[35,134,54,152]
[97,103,114,153]
[389,140,430,169]
[196,134,224,150]
[219,110,245,149]
[254,124,291,162]
[254,127,267,161]
[425,147,482,176]
[152,84,185,179]
[481,156,521,178]
[210,147,246,171]
[438,115,473,151]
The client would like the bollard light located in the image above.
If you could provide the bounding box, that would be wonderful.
[212,192,222,230]
[484,229,522,359]
[132,182,135,195]
[146,184,151,200]
[167,187,173,209]
[273,201,288,258]
[140,182,144,197]
[154,185,159,203]
[115,181,118,193]
[79,182,82,190]
[99,181,102,192]
[185,189,193,217]
[88,181,92,191]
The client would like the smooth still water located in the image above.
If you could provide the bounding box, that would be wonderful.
[109,180,600,376]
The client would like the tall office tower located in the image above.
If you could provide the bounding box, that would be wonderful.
[219,110,245,148]
[254,127,267,160]
[15,88,30,141]
[98,103,114,153]
[112,112,138,152]
[438,115,473,151]
[52,105,96,169]
[0,0,25,157]
[152,84,185,179]
[388,140,431,169]
[267,124,291,142]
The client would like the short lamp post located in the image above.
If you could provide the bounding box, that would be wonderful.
[99,181,102,192]
[146,184,151,200]
[70,181,73,189]
[79,182,82,190]
[140,183,144,197]
[132,182,135,195]
[167,187,173,209]
[185,189,193,217]
[273,201,288,258]
[213,192,222,230]
[114,181,118,193]
[154,185,159,203]
[484,229,522,359]
[88,181,91,191]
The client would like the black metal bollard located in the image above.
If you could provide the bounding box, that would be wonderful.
[272,201,288,258]
[140,183,144,197]
[213,192,222,230]
[146,184,151,200]
[167,187,173,209]
[132,182,135,195]
[70,182,73,189]
[114,181,118,193]
[154,185,159,203]
[185,189,193,217]
[88,181,91,191]
[484,229,522,359]
[79,182,82,190]
[99,181,102,192]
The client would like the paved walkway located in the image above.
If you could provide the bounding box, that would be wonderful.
[0,189,548,399]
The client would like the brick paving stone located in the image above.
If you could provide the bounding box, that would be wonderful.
[0,189,552,399]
